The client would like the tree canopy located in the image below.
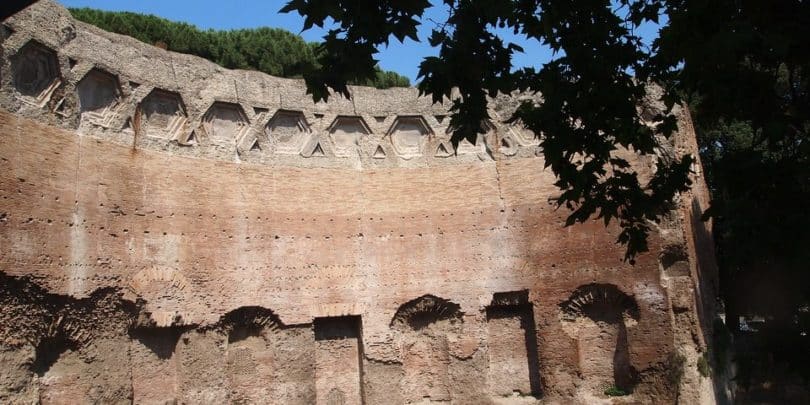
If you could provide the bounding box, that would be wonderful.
[282,0,696,259]
[68,7,411,89]
[282,0,810,345]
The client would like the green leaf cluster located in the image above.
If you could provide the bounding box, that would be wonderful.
[68,7,409,89]
[279,0,426,100]
[697,353,711,377]
[673,1,810,360]
[282,2,810,362]
[281,0,693,260]
[603,385,629,396]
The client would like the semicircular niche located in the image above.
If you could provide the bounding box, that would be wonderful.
[219,307,283,403]
[129,267,192,327]
[560,283,640,394]
[391,295,463,403]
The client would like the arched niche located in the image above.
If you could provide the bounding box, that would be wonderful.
[486,290,542,397]
[128,266,192,327]
[34,322,132,403]
[219,306,284,403]
[391,295,463,402]
[175,328,229,403]
[559,284,640,394]
[130,326,184,405]
[31,333,80,378]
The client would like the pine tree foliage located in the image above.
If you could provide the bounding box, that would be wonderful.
[68,7,410,89]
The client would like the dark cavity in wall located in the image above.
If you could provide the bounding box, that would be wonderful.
[391,294,463,331]
[131,326,184,360]
[220,306,283,343]
[314,316,364,405]
[560,284,641,393]
[31,334,79,376]
[487,290,542,397]
[613,321,637,391]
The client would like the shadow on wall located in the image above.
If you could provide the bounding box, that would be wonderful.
[391,295,463,402]
[2,270,657,403]
[131,326,184,360]
[31,335,79,377]
[389,292,544,401]
[559,283,641,393]
[314,316,364,405]
[487,290,543,397]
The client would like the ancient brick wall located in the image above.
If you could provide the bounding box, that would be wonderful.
[0,1,719,404]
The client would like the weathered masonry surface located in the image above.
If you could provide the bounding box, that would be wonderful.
[0,1,720,404]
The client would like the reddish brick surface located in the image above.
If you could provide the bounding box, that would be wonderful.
[0,2,719,403]
[0,110,701,403]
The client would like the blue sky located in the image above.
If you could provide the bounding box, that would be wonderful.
[58,1,661,84]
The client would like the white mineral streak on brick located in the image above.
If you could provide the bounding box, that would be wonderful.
[68,211,87,296]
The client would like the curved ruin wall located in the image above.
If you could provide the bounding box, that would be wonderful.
[0,1,719,404]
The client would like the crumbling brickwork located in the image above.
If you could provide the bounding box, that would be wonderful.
[0,1,720,403]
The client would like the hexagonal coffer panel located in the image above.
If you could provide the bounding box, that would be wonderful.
[139,89,187,140]
[387,116,432,159]
[328,116,371,158]
[266,110,310,154]
[77,68,121,127]
[12,41,61,104]
[446,120,491,155]
[503,118,539,146]
[203,102,250,145]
